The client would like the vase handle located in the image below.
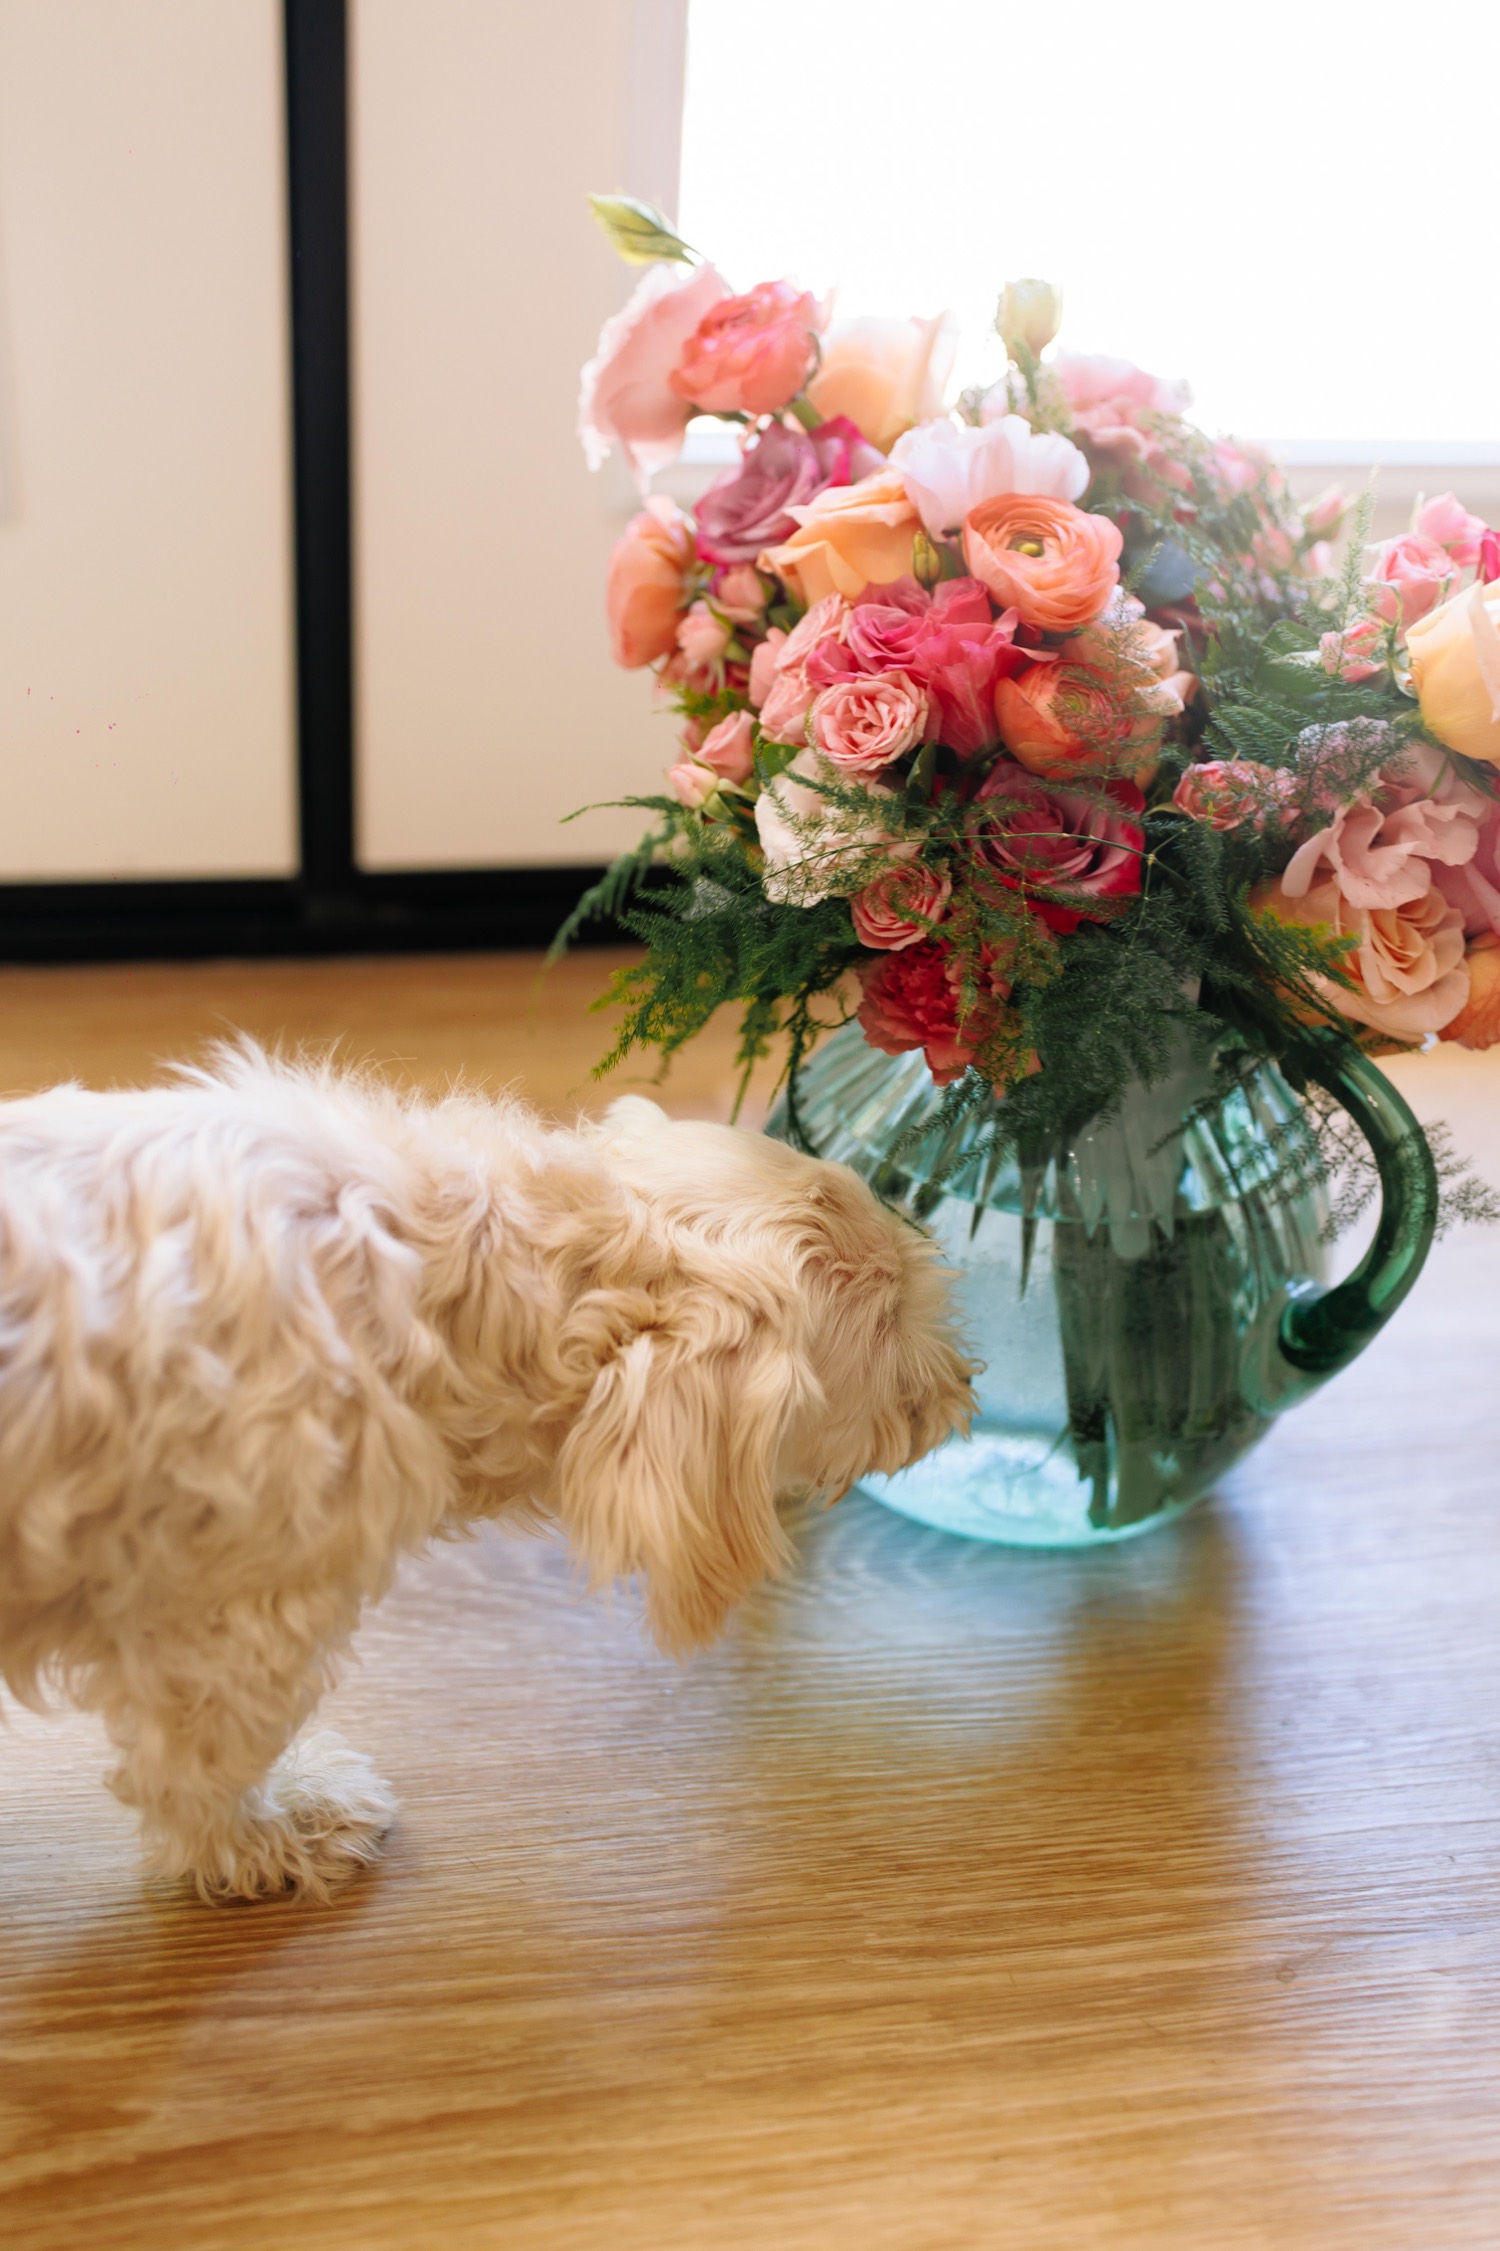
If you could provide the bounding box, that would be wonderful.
[1273,1038,1438,1399]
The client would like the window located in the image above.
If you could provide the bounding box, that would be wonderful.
[679,0,1497,449]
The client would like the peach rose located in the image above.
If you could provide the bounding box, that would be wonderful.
[579,261,729,481]
[670,280,827,416]
[1444,936,1500,1049]
[963,495,1122,633]
[761,468,919,606]
[810,670,931,777]
[1252,878,1470,1041]
[605,497,696,669]
[1406,580,1500,763]
[805,315,954,450]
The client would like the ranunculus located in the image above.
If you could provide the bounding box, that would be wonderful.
[1444,936,1500,1049]
[695,417,882,566]
[973,765,1146,933]
[1366,532,1456,629]
[851,858,954,950]
[670,280,827,416]
[695,709,756,787]
[1253,876,1470,1041]
[754,749,910,905]
[810,670,931,776]
[675,600,731,673]
[805,315,955,451]
[890,415,1088,537]
[1415,492,1489,568]
[1172,760,1297,832]
[762,468,920,605]
[994,660,1162,784]
[605,497,696,668]
[579,261,729,481]
[857,940,1015,1086]
[1406,580,1500,763]
[1319,614,1386,684]
[963,495,1122,633]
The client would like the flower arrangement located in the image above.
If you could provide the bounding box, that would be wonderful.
[564,194,1500,1184]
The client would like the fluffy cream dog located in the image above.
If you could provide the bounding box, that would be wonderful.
[0,1048,971,1902]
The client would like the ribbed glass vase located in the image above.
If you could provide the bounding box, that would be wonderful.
[767,1020,1435,1546]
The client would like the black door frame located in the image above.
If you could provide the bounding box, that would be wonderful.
[0,0,605,965]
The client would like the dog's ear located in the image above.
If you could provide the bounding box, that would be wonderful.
[555,1297,806,1656]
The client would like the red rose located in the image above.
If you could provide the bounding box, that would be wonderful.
[973,764,1145,934]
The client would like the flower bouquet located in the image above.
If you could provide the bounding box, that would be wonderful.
[561,194,1498,1544]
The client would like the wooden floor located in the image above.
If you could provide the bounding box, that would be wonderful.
[2,952,1499,2250]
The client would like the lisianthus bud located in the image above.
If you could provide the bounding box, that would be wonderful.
[997,279,1063,361]
[587,192,693,266]
[912,528,943,588]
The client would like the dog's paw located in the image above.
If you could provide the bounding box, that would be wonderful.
[191,1732,397,1905]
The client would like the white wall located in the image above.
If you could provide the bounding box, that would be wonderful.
[351,0,688,871]
[0,0,297,880]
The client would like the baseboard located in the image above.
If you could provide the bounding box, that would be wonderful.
[0,868,617,966]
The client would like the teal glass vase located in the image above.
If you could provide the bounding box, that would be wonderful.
[766,1021,1437,1546]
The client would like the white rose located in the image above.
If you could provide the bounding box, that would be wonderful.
[754,750,912,907]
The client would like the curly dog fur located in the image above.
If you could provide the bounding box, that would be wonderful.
[0,1049,972,1902]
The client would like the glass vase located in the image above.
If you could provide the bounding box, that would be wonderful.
[766,1021,1437,1547]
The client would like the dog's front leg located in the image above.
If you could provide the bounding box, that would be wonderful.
[99,1645,396,1904]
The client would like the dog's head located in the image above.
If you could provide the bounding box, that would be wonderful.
[557,1098,974,1654]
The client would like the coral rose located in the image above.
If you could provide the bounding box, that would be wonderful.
[805,315,954,451]
[974,765,1145,933]
[579,261,729,480]
[851,858,954,951]
[1444,937,1500,1049]
[1406,581,1500,763]
[695,710,756,786]
[605,497,695,668]
[1172,760,1297,832]
[963,495,1122,633]
[761,468,920,605]
[809,671,931,777]
[857,940,1016,1086]
[670,280,827,416]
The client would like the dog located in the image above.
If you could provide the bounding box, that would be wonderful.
[0,1047,972,1902]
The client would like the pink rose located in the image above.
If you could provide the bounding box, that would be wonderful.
[1415,492,1489,568]
[1281,776,1481,915]
[605,497,696,669]
[1366,533,1457,629]
[1482,531,1500,584]
[670,280,828,416]
[1054,354,1193,505]
[694,417,881,566]
[851,857,954,951]
[758,661,816,747]
[579,262,729,481]
[974,765,1145,934]
[1302,486,1351,542]
[1319,615,1386,683]
[1172,760,1297,832]
[857,941,1015,1086]
[747,627,787,709]
[667,758,717,810]
[809,671,931,777]
[675,600,732,674]
[713,565,771,623]
[696,709,756,787]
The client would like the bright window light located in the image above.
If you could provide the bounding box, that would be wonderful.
[679,0,1498,447]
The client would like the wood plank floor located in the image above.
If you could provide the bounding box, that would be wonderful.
[2,952,1499,2250]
